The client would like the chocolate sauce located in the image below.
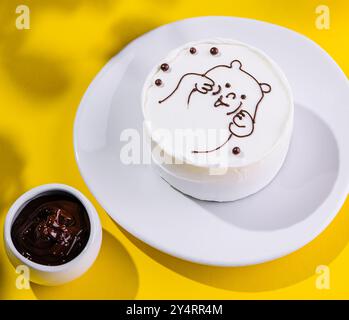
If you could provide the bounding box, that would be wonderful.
[11,192,90,266]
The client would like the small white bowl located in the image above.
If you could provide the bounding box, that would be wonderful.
[4,183,102,286]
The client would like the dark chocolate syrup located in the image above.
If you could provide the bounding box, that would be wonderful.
[11,192,90,266]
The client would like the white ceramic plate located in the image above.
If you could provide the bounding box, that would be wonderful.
[74,17,349,266]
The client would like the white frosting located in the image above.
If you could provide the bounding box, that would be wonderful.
[142,39,294,201]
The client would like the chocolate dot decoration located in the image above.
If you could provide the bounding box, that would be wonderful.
[225,83,231,88]
[232,147,240,155]
[155,79,162,86]
[241,94,246,99]
[189,47,197,54]
[210,47,219,55]
[160,63,169,72]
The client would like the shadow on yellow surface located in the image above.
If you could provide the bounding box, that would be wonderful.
[0,1,73,101]
[0,134,25,297]
[0,135,25,216]
[0,0,164,101]
[2,53,71,100]
[31,230,139,299]
[105,17,163,60]
[120,197,349,292]
[27,0,114,11]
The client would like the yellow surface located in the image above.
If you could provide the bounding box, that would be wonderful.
[0,0,348,300]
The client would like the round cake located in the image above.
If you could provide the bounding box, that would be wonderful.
[142,39,294,201]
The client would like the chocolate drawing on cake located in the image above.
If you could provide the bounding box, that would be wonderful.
[158,60,271,154]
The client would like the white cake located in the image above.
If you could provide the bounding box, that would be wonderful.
[142,39,293,201]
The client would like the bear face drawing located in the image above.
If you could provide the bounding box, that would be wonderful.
[158,60,271,153]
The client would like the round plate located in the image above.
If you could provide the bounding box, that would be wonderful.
[74,17,349,266]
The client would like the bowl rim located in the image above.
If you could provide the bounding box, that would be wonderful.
[4,183,102,273]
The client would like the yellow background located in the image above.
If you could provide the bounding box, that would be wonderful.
[0,0,348,299]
